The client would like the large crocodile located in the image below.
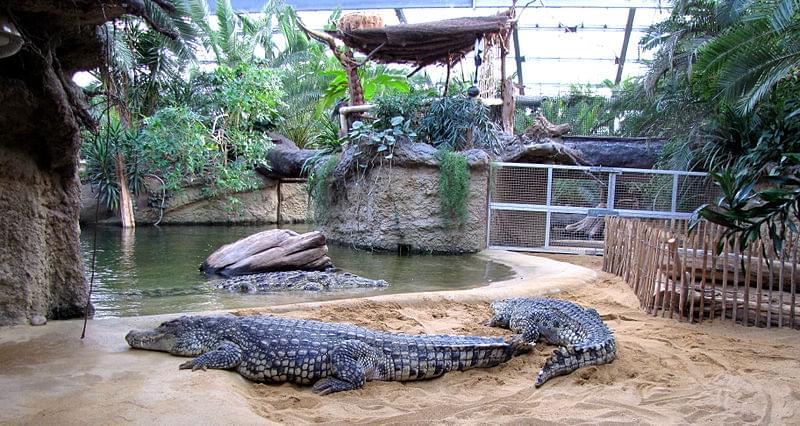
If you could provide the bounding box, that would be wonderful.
[486,297,616,387]
[215,271,388,293]
[126,315,531,395]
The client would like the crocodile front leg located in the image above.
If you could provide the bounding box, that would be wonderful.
[179,341,242,371]
[312,340,388,395]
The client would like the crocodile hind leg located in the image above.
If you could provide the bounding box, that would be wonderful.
[312,340,387,395]
[179,341,242,371]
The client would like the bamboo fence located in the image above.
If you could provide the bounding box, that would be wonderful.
[603,217,800,329]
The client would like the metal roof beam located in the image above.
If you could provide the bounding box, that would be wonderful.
[214,0,667,12]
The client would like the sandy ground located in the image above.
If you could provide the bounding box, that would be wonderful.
[2,252,800,424]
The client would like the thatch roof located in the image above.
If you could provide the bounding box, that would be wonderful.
[328,11,513,69]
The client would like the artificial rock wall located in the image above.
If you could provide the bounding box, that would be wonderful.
[318,143,489,253]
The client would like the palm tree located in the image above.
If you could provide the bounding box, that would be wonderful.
[89,0,200,227]
[695,0,800,113]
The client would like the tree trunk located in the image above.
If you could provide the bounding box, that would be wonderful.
[115,154,135,228]
[344,50,365,106]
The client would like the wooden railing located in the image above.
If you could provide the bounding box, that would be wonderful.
[603,217,799,328]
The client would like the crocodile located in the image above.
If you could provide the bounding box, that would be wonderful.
[215,270,388,293]
[486,297,616,387]
[126,315,531,395]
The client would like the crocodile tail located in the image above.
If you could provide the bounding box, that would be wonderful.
[505,336,534,357]
[535,340,617,387]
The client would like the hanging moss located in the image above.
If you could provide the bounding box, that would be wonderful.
[438,150,470,227]
[306,154,340,222]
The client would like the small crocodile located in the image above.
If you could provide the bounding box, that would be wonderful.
[126,315,531,395]
[486,297,616,387]
[215,270,388,293]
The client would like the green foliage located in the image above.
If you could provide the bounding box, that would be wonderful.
[81,116,144,212]
[697,153,800,254]
[208,64,285,127]
[373,93,428,128]
[349,117,417,160]
[305,154,340,221]
[527,84,615,136]
[318,65,412,112]
[138,102,272,195]
[100,0,200,120]
[438,150,471,226]
[695,0,800,113]
[418,95,500,152]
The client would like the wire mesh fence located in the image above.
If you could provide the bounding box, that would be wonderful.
[514,89,619,137]
[487,163,720,254]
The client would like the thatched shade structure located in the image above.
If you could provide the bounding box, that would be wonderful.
[328,10,513,69]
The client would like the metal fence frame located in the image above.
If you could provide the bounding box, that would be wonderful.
[487,162,713,254]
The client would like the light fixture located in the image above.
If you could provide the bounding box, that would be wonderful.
[0,15,23,59]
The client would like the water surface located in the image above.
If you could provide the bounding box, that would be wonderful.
[80,225,514,317]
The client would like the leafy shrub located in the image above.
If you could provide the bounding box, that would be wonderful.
[418,95,500,152]
[349,117,416,161]
[140,106,271,195]
[81,115,144,212]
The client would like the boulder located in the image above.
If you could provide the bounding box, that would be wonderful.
[200,229,333,276]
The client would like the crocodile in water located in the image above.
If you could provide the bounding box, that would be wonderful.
[126,315,531,395]
[215,270,388,292]
[486,297,616,387]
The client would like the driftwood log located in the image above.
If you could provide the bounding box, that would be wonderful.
[201,230,333,276]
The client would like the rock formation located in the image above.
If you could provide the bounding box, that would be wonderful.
[201,229,333,276]
[0,0,177,325]
[317,142,490,253]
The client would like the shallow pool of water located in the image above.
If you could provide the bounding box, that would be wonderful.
[80,225,514,317]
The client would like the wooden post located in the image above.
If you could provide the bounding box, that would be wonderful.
[687,222,698,322]
[778,238,786,327]
[791,235,798,328]
[708,223,719,322]
[499,28,515,133]
[698,222,709,323]
[667,235,680,318]
[721,234,730,323]
[745,245,753,326]
[732,238,741,325]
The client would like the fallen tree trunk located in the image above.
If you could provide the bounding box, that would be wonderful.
[201,229,333,276]
[256,148,320,179]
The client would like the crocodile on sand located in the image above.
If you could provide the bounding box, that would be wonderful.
[126,315,531,395]
[486,297,616,387]
[215,270,388,293]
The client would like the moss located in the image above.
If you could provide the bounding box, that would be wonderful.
[438,150,470,227]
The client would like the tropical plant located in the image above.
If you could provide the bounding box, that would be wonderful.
[531,84,615,136]
[187,0,264,66]
[81,115,144,211]
[100,1,200,121]
[349,117,417,160]
[695,0,800,113]
[318,65,413,112]
[418,95,500,152]
[697,153,800,254]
